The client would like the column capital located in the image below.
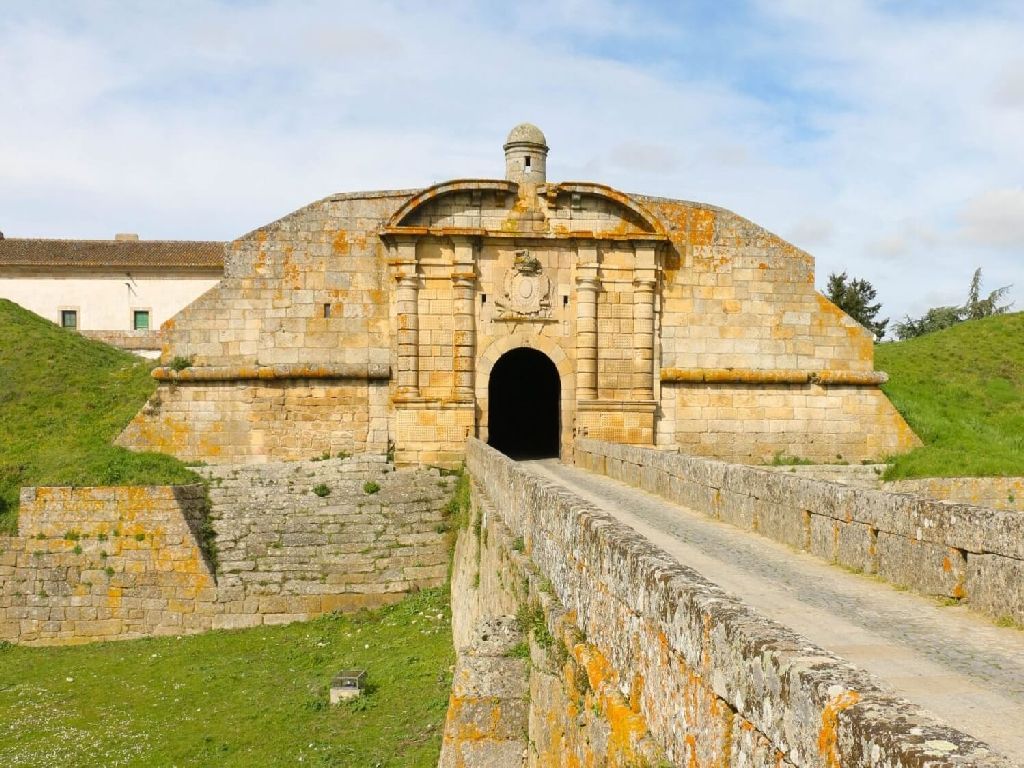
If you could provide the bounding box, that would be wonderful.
[576,275,601,292]
[451,273,476,289]
[396,272,420,289]
[633,277,657,293]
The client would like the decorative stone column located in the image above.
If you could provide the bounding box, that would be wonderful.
[575,240,600,401]
[392,238,420,398]
[451,238,476,402]
[633,241,658,401]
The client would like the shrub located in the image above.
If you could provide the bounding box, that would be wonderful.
[363,481,380,495]
[312,484,330,498]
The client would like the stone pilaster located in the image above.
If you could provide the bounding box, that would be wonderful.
[391,238,420,398]
[451,238,476,402]
[633,241,658,400]
[575,240,600,401]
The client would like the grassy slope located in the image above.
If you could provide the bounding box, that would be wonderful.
[0,588,454,768]
[876,312,1024,479]
[0,299,197,533]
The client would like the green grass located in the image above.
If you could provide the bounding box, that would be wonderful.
[0,588,454,767]
[0,299,198,533]
[876,312,1024,479]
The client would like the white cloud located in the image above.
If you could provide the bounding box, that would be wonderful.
[0,1,1021,323]
[958,187,1024,248]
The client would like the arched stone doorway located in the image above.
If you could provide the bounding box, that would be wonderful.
[487,348,560,459]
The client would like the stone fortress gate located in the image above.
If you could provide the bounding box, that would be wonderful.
[119,124,918,466]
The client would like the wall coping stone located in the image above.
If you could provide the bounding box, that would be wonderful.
[467,438,1012,768]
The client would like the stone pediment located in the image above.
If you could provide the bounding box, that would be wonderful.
[381,179,667,242]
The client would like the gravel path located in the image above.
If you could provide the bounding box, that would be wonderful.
[522,459,1024,764]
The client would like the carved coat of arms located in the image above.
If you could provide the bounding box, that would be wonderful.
[495,250,552,319]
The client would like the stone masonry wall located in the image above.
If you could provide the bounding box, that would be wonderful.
[464,438,1012,768]
[118,378,389,463]
[576,439,1024,625]
[660,381,919,463]
[0,485,215,645]
[0,455,455,644]
[202,455,453,629]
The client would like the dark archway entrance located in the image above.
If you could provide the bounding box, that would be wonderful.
[487,347,560,459]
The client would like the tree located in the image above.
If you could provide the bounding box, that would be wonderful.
[893,268,1012,340]
[825,272,889,340]
[963,268,1013,320]
[892,305,961,340]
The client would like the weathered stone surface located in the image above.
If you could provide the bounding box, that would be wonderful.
[438,616,529,768]
[467,438,1014,768]
[889,477,1024,512]
[0,485,215,645]
[0,455,455,645]
[577,439,1024,621]
[117,128,918,467]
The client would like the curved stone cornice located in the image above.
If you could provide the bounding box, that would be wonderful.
[384,179,519,229]
[538,181,667,237]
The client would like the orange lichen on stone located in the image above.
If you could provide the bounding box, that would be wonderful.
[818,689,860,768]
[331,229,350,256]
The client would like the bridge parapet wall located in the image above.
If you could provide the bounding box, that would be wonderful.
[466,439,1010,768]
[575,439,1024,626]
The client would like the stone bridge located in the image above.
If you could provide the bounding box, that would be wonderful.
[440,439,1024,768]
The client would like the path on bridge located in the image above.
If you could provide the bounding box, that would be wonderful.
[522,459,1024,764]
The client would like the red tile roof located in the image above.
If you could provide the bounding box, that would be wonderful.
[0,238,224,270]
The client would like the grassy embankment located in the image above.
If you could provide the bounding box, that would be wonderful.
[876,312,1024,479]
[0,299,197,533]
[0,588,454,767]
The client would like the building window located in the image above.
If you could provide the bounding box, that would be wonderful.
[133,310,150,331]
[61,310,78,329]
[323,303,332,318]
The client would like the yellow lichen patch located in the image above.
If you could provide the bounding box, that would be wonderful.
[331,229,350,256]
[282,248,301,289]
[689,208,716,246]
[629,673,644,714]
[818,689,860,768]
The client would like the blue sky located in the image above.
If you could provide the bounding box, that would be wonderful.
[2,0,1022,325]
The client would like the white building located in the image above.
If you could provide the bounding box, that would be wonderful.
[0,232,223,357]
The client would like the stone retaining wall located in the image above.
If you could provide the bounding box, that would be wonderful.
[466,438,1011,768]
[576,439,1024,625]
[202,455,453,629]
[0,456,455,645]
[0,485,215,645]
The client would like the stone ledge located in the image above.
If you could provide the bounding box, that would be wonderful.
[152,363,391,382]
[660,368,888,386]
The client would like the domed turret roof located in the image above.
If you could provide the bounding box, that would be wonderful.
[504,123,547,148]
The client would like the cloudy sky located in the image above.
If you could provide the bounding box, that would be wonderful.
[2,1,1022,325]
